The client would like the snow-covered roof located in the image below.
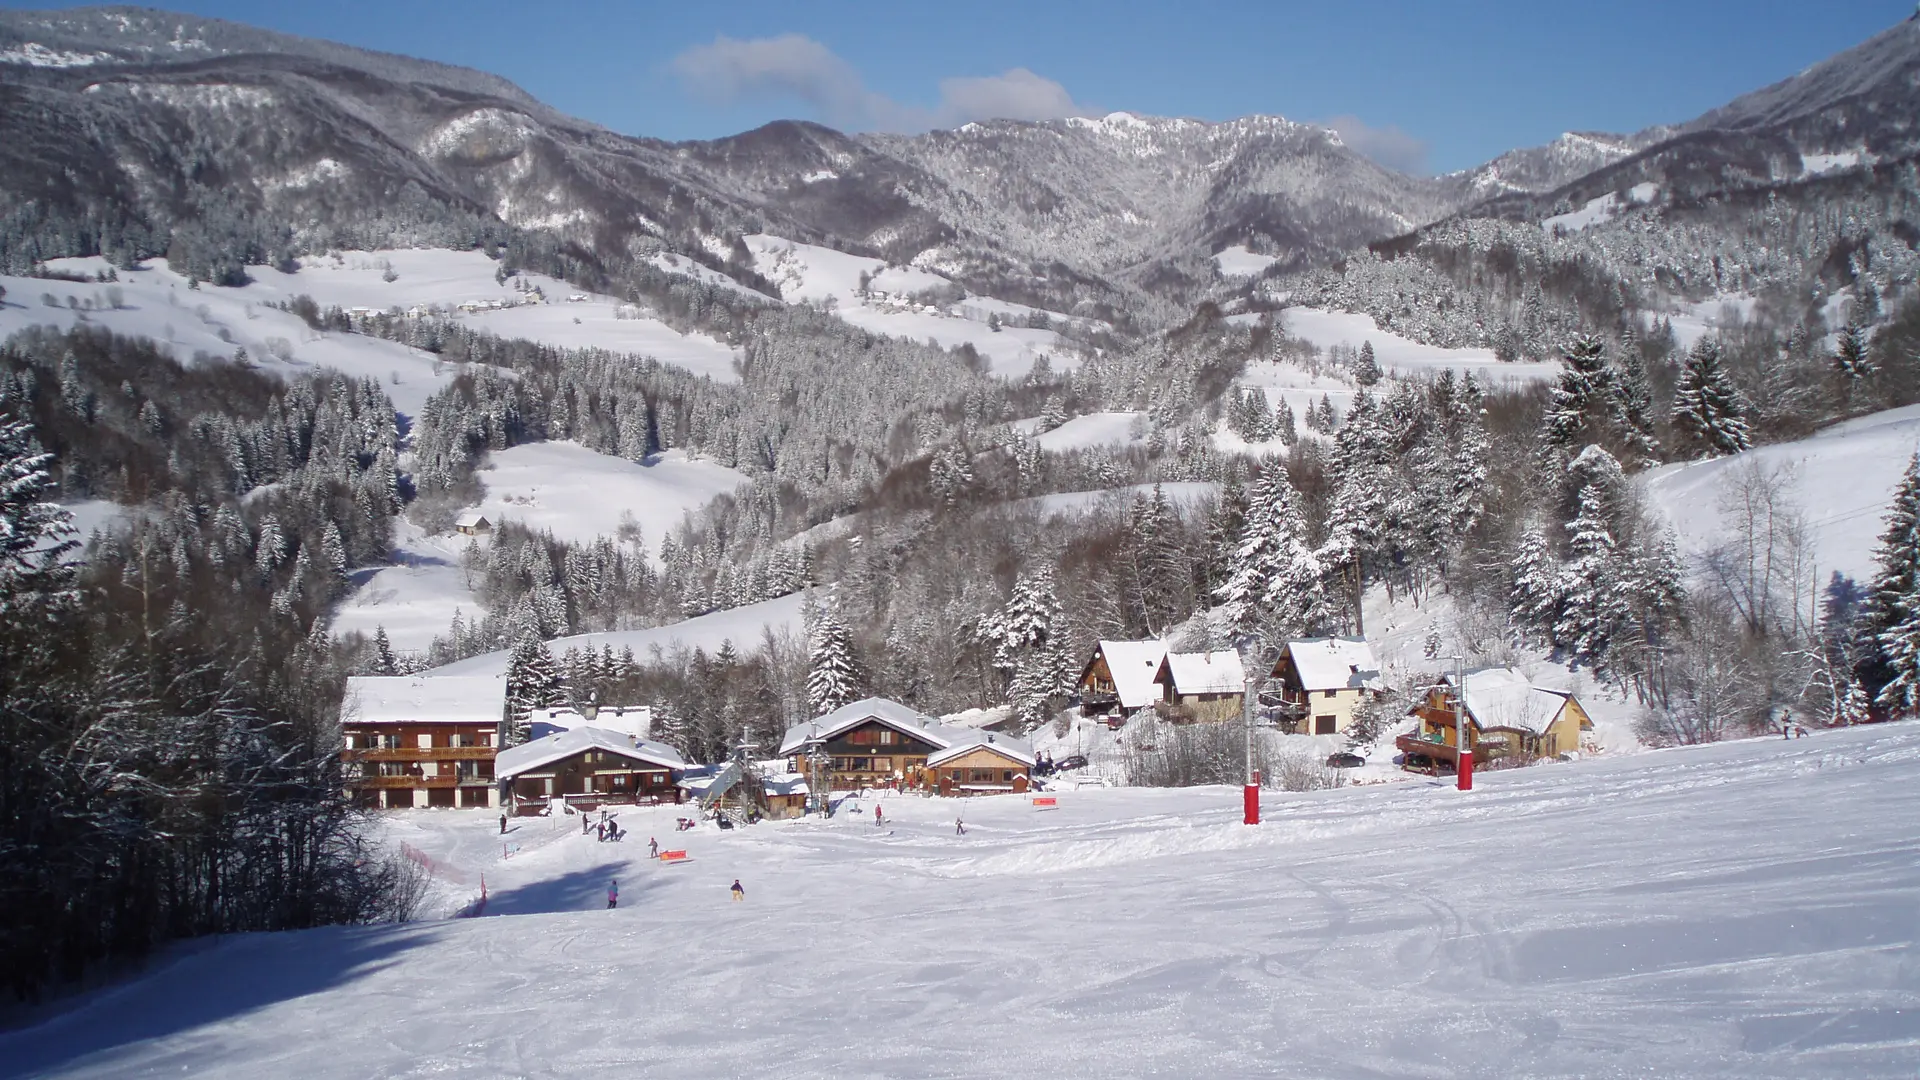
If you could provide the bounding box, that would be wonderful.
[776,697,1021,758]
[342,675,505,725]
[495,726,686,779]
[1084,640,1168,709]
[1283,637,1385,692]
[1444,668,1574,736]
[1157,651,1246,696]
[677,761,809,799]
[532,704,651,739]
[927,731,1035,769]
[454,510,491,528]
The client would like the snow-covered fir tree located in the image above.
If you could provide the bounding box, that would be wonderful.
[1672,337,1753,458]
[1352,340,1381,386]
[504,632,562,745]
[983,565,1072,729]
[1862,450,1920,712]
[806,601,863,715]
[1214,466,1327,639]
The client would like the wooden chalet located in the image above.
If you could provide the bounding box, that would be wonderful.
[1271,637,1387,735]
[1398,667,1592,772]
[495,727,687,814]
[454,511,493,536]
[1076,639,1167,720]
[1152,651,1246,722]
[777,697,1034,796]
[342,675,507,810]
[929,737,1033,796]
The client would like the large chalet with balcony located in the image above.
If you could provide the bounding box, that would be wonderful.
[777,697,1034,796]
[341,675,507,810]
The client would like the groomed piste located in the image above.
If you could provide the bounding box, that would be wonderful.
[4,721,1916,1078]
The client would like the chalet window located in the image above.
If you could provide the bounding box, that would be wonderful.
[1323,690,1336,699]
[878,730,896,745]
[872,757,892,773]
[1315,715,1337,735]
[456,760,480,779]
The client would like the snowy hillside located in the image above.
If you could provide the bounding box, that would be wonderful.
[6,721,1917,1078]
[2,258,469,416]
[329,518,479,652]
[1279,306,1562,385]
[426,592,806,677]
[470,443,749,553]
[743,234,1081,376]
[1644,404,1920,585]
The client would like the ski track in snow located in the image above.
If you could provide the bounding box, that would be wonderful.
[4,722,1918,1078]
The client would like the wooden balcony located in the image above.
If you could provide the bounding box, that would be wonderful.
[345,746,495,763]
[350,773,493,790]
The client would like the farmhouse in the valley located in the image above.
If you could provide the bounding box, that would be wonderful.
[496,727,686,813]
[1399,667,1593,771]
[454,510,493,536]
[341,675,507,809]
[1270,637,1388,735]
[1076,639,1167,720]
[1153,651,1246,721]
[777,697,1034,795]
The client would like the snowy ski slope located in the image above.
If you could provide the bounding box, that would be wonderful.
[4,721,1916,1078]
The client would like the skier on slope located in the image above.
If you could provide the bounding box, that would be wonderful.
[874,805,883,827]
[955,817,966,836]
[649,836,659,858]
[607,880,618,909]
[730,879,745,902]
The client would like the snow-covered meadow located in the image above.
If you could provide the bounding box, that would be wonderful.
[1645,403,1920,585]
[5,721,1916,1078]
[7,248,744,404]
[743,234,1084,376]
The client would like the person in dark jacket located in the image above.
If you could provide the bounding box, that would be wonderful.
[730,879,745,901]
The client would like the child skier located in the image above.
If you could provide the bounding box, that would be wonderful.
[607,880,618,909]
[730,879,745,901]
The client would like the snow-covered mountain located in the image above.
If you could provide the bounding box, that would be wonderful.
[4,6,1920,342]
[0,5,1745,332]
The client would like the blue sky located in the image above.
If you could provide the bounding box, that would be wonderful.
[4,0,1905,171]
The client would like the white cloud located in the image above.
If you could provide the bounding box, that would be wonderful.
[670,34,1090,132]
[1325,114,1430,174]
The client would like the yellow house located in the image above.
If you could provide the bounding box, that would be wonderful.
[1400,667,1593,769]
[1271,637,1387,735]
